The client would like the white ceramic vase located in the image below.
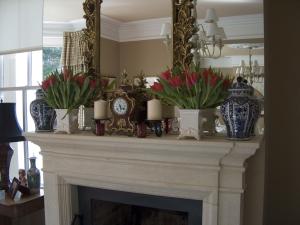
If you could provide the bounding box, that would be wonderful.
[178,109,216,140]
[54,109,79,134]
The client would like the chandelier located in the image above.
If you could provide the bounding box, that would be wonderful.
[192,3,226,64]
[233,44,264,85]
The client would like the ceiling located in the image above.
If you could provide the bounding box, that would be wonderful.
[44,0,263,22]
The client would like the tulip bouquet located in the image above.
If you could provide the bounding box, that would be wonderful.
[41,69,102,113]
[149,67,232,109]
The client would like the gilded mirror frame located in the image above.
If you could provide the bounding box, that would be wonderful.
[82,0,197,73]
[82,0,102,77]
[172,0,198,70]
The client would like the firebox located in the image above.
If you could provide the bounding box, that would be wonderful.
[78,186,203,225]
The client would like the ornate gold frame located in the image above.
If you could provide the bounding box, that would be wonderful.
[81,0,196,75]
[82,0,102,77]
[172,0,198,70]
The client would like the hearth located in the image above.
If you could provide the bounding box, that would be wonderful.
[78,186,202,225]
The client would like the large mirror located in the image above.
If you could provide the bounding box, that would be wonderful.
[43,0,100,76]
[42,0,264,95]
[43,0,172,81]
[172,0,264,94]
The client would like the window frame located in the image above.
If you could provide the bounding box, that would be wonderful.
[0,51,41,172]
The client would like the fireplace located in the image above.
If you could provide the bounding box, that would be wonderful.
[25,132,260,225]
[78,186,202,225]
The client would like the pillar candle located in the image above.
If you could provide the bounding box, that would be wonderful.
[94,100,107,119]
[147,99,162,120]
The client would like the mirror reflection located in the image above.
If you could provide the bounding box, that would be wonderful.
[42,0,172,80]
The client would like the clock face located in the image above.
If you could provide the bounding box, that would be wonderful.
[113,98,128,115]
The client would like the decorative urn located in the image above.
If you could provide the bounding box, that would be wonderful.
[27,157,41,193]
[220,77,260,140]
[30,89,56,132]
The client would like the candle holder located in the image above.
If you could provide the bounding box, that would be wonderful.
[147,120,163,137]
[93,119,109,136]
[163,118,173,134]
[136,122,147,138]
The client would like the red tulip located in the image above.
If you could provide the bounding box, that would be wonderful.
[223,78,231,89]
[42,75,56,90]
[210,74,219,87]
[90,79,97,89]
[161,69,171,80]
[186,72,199,87]
[151,82,164,92]
[169,76,182,88]
[75,76,85,87]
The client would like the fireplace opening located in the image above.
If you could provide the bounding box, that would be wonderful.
[78,186,203,225]
[91,200,187,225]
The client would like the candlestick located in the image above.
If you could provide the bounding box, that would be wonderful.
[94,99,107,119]
[162,105,175,118]
[147,99,162,121]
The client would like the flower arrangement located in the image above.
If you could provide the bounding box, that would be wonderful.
[149,67,232,109]
[41,69,102,112]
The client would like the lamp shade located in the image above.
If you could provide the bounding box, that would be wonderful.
[0,103,25,143]
[206,22,219,37]
[215,27,227,40]
[205,8,218,23]
[160,23,172,36]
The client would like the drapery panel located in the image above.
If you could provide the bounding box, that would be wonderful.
[60,31,88,74]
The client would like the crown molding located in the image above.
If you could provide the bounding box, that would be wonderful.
[201,55,264,68]
[43,13,264,46]
[118,17,171,42]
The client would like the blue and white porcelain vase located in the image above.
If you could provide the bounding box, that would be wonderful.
[30,89,56,132]
[27,157,40,194]
[220,77,260,140]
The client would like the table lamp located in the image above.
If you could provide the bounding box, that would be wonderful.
[0,101,25,191]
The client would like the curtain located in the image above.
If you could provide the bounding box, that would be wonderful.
[60,31,88,74]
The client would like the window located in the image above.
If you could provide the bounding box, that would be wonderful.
[0,50,44,185]
[43,47,62,76]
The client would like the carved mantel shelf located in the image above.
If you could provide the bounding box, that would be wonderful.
[25,132,261,225]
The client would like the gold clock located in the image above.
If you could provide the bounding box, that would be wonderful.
[108,91,135,135]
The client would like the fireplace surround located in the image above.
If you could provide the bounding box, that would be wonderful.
[25,132,261,225]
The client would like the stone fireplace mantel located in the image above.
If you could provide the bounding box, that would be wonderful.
[25,132,261,225]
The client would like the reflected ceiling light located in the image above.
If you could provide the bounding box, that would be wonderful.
[192,4,226,62]
[160,22,172,48]
[232,44,264,84]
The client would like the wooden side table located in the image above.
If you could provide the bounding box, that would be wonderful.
[0,190,44,225]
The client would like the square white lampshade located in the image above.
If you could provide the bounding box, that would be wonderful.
[240,60,246,67]
[198,30,207,41]
[160,23,172,36]
[206,22,219,37]
[215,27,226,40]
[205,8,219,23]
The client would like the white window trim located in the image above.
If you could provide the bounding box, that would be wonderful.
[0,52,41,172]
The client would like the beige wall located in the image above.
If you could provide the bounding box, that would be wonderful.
[119,39,171,77]
[100,37,120,77]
